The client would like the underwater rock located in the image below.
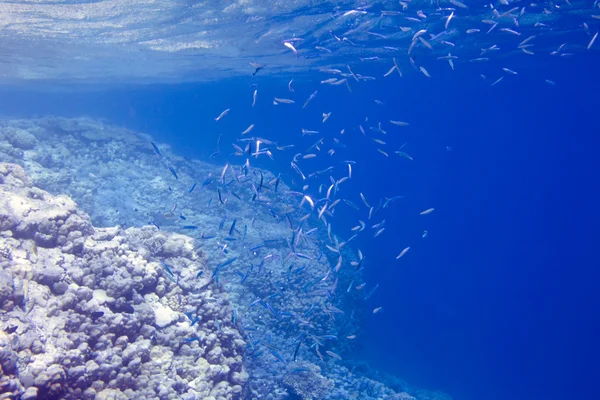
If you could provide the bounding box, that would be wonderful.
[3,127,38,150]
[0,163,93,252]
[0,348,19,375]
[282,362,334,400]
[0,163,247,399]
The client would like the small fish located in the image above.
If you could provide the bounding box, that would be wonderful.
[342,9,367,17]
[519,35,536,46]
[389,120,409,127]
[274,98,295,104]
[91,311,104,320]
[588,32,598,50]
[303,90,318,109]
[499,28,521,36]
[396,247,410,259]
[221,163,229,183]
[373,307,383,314]
[242,124,255,135]
[384,65,397,77]
[322,112,332,123]
[360,193,370,208]
[250,62,265,78]
[395,151,413,161]
[420,208,435,215]
[491,76,504,86]
[284,41,298,57]
[268,347,287,365]
[449,0,468,8]
[218,257,238,269]
[183,225,198,229]
[412,29,427,42]
[301,128,319,136]
[326,350,342,360]
[185,312,200,326]
[229,218,237,236]
[347,64,359,82]
[293,341,302,361]
[151,142,162,158]
[445,11,454,30]
[215,108,230,121]
[288,79,294,92]
[365,284,379,300]
[188,182,197,194]
[252,89,257,107]
[521,48,534,55]
[266,303,281,320]
[161,262,176,278]
[330,78,348,86]
[383,196,405,208]
[419,36,433,50]
[167,164,178,180]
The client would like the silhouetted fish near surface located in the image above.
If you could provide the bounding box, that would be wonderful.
[250,62,265,79]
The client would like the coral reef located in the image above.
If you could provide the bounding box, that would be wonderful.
[0,163,247,399]
[0,117,450,400]
[282,362,333,400]
[3,128,38,151]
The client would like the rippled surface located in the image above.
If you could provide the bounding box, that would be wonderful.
[0,0,595,85]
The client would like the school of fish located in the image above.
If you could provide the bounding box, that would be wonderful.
[144,0,597,384]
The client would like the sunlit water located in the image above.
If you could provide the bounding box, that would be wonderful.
[0,1,599,400]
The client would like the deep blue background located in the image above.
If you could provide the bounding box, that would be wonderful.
[1,51,599,400]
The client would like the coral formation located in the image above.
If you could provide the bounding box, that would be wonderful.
[0,117,450,400]
[3,128,37,151]
[0,163,247,399]
[281,362,333,400]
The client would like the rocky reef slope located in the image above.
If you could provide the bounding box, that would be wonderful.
[0,163,247,400]
[0,117,451,400]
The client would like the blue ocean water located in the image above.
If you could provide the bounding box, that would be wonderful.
[1,2,600,400]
